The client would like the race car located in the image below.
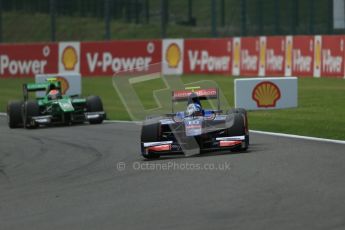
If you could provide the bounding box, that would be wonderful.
[7,78,106,129]
[140,87,249,159]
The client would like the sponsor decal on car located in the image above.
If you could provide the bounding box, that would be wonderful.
[185,119,202,136]
[173,88,217,101]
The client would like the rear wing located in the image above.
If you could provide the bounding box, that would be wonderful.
[23,81,61,100]
[171,87,220,112]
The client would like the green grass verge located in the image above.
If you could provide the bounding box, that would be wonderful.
[1,76,344,140]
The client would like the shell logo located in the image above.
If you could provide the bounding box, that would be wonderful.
[56,76,69,94]
[62,46,78,71]
[252,81,281,107]
[166,43,181,68]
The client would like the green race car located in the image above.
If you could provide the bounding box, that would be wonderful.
[7,79,106,129]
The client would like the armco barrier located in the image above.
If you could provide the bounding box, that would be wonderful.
[0,36,344,78]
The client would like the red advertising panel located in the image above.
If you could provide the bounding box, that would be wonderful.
[320,35,345,78]
[80,40,161,76]
[292,36,314,77]
[0,43,58,77]
[265,36,285,76]
[240,37,260,76]
[183,38,232,75]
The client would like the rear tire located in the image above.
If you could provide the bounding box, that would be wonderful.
[7,101,23,128]
[141,121,161,159]
[23,101,40,129]
[86,96,104,124]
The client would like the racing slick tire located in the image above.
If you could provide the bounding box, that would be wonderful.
[86,96,104,124]
[226,109,249,152]
[141,121,161,159]
[7,101,23,128]
[22,101,40,129]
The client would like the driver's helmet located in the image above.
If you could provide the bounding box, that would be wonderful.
[186,92,202,116]
[186,102,202,116]
[187,92,201,106]
[48,89,61,100]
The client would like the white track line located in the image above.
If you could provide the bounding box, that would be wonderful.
[1,113,344,144]
[104,120,142,125]
[250,130,345,145]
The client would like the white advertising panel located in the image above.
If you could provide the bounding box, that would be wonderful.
[35,73,81,97]
[162,39,184,75]
[234,77,298,110]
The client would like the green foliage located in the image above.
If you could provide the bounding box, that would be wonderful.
[1,0,336,43]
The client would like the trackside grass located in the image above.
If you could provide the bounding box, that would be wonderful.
[0,76,344,140]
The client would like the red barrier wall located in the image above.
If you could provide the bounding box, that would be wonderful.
[80,40,161,76]
[183,38,232,75]
[291,36,314,77]
[319,35,345,78]
[0,36,344,78]
[0,43,58,77]
[264,36,285,76]
[240,37,260,76]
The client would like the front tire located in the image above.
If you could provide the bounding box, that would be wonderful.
[7,101,23,128]
[226,109,249,151]
[86,96,104,124]
[22,101,40,129]
[141,121,161,159]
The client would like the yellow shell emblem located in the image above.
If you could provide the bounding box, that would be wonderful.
[233,41,240,67]
[315,39,321,69]
[56,76,69,94]
[285,40,292,69]
[62,46,78,71]
[252,81,281,107]
[166,43,181,68]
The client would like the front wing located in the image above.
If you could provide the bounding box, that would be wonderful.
[142,135,246,156]
[29,111,106,125]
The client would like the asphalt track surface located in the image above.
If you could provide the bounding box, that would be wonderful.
[1,116,345,230]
